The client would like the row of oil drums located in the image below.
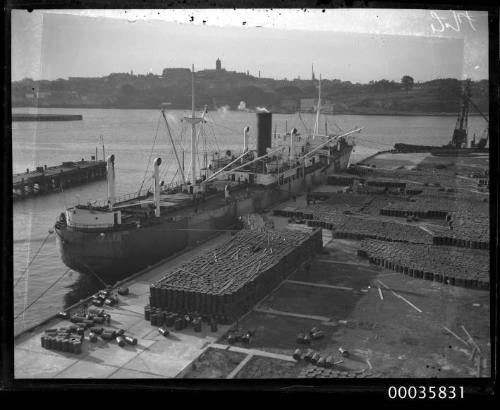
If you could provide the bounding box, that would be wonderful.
[365,252,490,290]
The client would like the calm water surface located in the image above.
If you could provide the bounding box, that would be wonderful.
[12,107,487,334]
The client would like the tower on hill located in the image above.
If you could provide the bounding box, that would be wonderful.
[216,58,222,72]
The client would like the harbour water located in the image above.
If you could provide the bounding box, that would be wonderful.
[12,107,487,335]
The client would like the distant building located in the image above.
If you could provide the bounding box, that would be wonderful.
[216,58,222,71]
[162,67,191,79]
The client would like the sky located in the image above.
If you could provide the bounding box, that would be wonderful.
[11,9,489,83]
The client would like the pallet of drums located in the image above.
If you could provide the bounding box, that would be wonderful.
[41,328,85,354]
[148,229,322,324]
[41,308,137,354]
[144,307,218,333]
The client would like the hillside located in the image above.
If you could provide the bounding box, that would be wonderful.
[11,71,489,116]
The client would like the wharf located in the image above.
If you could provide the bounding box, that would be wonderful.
[12,113,83,122]
[13,150,490,379]
[13,159,107,201]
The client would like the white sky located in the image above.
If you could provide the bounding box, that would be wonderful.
[11,8,489,82]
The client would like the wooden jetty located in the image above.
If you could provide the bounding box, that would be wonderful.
[13,159,106,201]
[12,113,83,122]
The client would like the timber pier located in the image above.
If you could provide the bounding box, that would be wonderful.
[12,113,83,122]
[13,159,107,201]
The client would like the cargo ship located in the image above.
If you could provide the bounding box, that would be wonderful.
[393,79,489,155]
[55,68,361,282]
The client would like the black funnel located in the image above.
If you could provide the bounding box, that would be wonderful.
[256,112,272,157]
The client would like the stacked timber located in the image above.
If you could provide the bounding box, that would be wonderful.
[147,228,322,324]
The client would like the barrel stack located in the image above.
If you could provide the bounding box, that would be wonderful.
[146,228,323,325]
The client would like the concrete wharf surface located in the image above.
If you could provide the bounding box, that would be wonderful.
[14,233,234,379]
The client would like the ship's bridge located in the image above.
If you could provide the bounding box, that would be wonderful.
[66,206,122,228]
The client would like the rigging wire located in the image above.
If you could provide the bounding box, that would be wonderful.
[298,111,311,136]
[169,168,179,187]
[205,113,221,152]
[14,231,54,289]
[15,267,72,321]
[208,119,242,137]
[138,114,162,195]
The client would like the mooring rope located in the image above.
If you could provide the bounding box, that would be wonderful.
[15,267,72,321]
[14,231,53,289]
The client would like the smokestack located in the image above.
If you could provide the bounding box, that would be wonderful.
[106,154,115,209]
[153,157,162,217]
[256,112,272,157]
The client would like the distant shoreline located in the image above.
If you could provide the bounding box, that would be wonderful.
[11,105,487,118]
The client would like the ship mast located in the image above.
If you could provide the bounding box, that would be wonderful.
[183,65,204,185]
[191,65,196,183]
[313,74,322,137]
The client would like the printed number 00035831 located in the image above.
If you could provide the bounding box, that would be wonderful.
[388,386,464,399]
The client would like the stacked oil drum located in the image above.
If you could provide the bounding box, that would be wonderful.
[359,239,489,290]
[147,229,322,325]
[41,327,84,354]
[380,199,454,219]
[330,216,434,244]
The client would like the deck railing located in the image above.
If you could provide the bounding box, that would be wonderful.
[76,190,148,208]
